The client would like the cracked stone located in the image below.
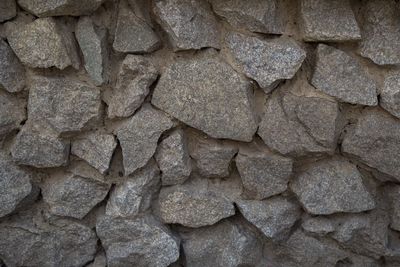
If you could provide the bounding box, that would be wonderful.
[0,0,16,22]
[0,90,26,138]
[380,73,400,119]
[0,38,25,93]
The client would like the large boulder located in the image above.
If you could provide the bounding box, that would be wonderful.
[0,39,25,93]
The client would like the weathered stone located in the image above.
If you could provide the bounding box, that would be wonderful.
[210,0,283,34]
[226,32,306,93]
[113,0,160,53]
[8,17,80,69]
[106,160,160,218]
[76,16,108,86]
[0,39,25,93]
[291,158,375,215]
[311,44,377,106]
[380,73,400,119]
[96,215,180,267]
[155,129,191,186]
[154,0,220,51]
[87,251,107,267]
[152,55,257,142]
[0,90,25,138]
[386,186,400,232]
[108,55,158,118]
[300,0,361,42]
[116,104,173,176]
[28,76,102,135]
[302,216,335,236]
[72,132,117,174]
[0,0,16,22]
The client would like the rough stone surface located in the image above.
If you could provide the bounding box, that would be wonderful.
[0,0,16,22]
[380,73,400,119]
[0,39,25,93]
[386,186,400,231]
[0,89,26,138]
[301,216,335,235]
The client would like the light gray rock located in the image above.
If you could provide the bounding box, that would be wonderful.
[0,39,25,93]
[154,0,220,51]
[300,0,361,42]
[28,76,102,135]
[386,186,400,231]
[291,158,376,215]
[76,16,108,86]
[0,0,16,22]
[155,129,191,186]
[72,132,117,174]
[226,32,306,93]
[0,90,25,138]
[380,73,400,119]
[8,17,80,69]
[108,55,158,118]
[152,55,257,142]
[301,216,335,235]
[116,104,173,176]
[311,44,377,106]
[210,0,283,34]
[87,251,107,267]
[96,215,180,267]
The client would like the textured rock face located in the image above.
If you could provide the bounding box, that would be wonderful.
[0,39,25,93]
[0,0,16,22]
[0,90,25,138]
[387,186,400,231]
[381,73,400,119]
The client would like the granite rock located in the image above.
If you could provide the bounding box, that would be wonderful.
[0,39,25,93]
[301,216,335,235]
[0,90,26,138]
[0,0,16,22]
[386,186,400,231]
[380,73,400,119]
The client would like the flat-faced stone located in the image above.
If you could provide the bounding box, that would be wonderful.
[154,0,220,51]
[0,39,25,93]
[152,55,257,142]
[311,44,377,105]
[301,216,335,235]
[0,0,16,22]
[386,186,400,231]
[380,73,400,119]
[226,32,306,93]
[8,17,80,69]
[0,90,25,138]
[108,55,158,118]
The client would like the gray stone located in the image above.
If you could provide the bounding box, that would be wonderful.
[154,0,220,51]
[302,216,335,235]
[236,197,301,240]
[152,55,257,142]
[386,186,400,232]
[0,39,25,93]
[155,129,191,186]
[0,0,16,22]
[291,158,376,215]
[113,0,160,53]
[8,17,80,69]
[0,90,26,138]
[116,104,173,176]
[380,73,400,119]
[210,0,283,34]
[106,160,160,218]
[76,16,108,86]
[28,76,102,135]
[72,132,117,174]
[108,55,158,118]
[96,215,180,267]
[87,251,107,267]
[311,44,378,106]
[300,0,361,42]
[226,32,306,93]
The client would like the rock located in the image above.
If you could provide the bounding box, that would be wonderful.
[96,215,180,267]
[8,17,80,69]
[113,0,160,53]
[28,76,102,135]
[386,186,400,231]
[76,16,108,86]
[0,0,16,22]
[380,73,400,119]
[0,90,25,138]
[108,55,158,118]
[106,160,160,218]
[299,0,361,42]
[359,0,400,65]
[87,251,107,267]
[116,104,173,176]
[152,55,257,142]
[225,32,306,93]
[302,216,335,235]
[311,44,377,106]
[291,158,375,215]
[71,132,117,174]
[210,0,283,34]
[155,129,191,186]
[17,0,105,17]
[0,39,25,93]
[154,0,220,51]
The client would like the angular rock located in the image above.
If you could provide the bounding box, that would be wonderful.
[116,104,173,176]
[380,73,400,119]
[226,32,306,93]
[0,39,25,93]
[152,55,257,142]
[76,16,108,86]
[96,215,180,267]
[386,186,400,231]
[210,0,283,34]
[106,160,160,218]
[155,129,191,186]
[154,0,220,51]
[311,44,377,106]
[291,158,375,215]
[72,132,117,174]
[87,251,107,267]
[301,216,335,236]
[299,0,361,42]
[0,0,16,22]
[8,17,80,69]
[108,55,158,118]
[0,90,26,138]
[28,76,102,135]
[113,0,160,53]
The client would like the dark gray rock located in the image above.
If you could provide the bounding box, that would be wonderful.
[152,55,257,142]
[0,0,16,22]
[0,39,25,93]
[311,44,378,106]
[87,251,107,267]
[0,90,25,138]
[380,73,400,119]
[386,186,400,231]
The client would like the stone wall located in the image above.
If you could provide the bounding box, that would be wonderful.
[0,0,400,266]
